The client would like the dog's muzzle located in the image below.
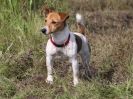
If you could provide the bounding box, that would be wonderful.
[41,28,47,35]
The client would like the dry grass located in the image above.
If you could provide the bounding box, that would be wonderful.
[0,0,133,99]
[69,0,133,11]
[89,29,133,83]
[68,0,133,83]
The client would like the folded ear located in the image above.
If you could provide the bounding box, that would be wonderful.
[41,7,55,17]
[45,7,54,16]
[59,12,69,22]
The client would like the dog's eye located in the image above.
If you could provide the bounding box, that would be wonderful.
[52,21,57,24]
[45,19,47,22]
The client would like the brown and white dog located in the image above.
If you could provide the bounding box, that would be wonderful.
[41,8,91,86]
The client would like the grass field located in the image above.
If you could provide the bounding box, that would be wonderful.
[0,0,133,99]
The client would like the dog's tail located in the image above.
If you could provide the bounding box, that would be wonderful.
[76,13,86,35]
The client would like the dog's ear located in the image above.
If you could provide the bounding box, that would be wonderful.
[41,7,54,17]
[45,7,54,16]
[59,12,69,22]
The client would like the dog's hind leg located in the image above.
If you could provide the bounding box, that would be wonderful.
[79,42,92,79]
[80,54,92,79]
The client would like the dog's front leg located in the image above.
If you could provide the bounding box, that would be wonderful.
[46,55,53,84]
[71,56,79,86]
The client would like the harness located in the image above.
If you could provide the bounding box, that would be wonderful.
[50,34,82,53]
[50,34,70,47]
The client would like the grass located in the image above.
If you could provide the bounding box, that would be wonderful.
[0,0,133,99]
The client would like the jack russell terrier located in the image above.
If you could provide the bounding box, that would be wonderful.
[41,8,91,86]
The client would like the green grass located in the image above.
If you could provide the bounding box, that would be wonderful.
[0,0,133,99]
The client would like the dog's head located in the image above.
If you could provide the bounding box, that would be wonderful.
[41,8,69,35]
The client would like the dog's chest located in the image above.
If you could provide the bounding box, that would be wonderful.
[51,42,76,57]
[55,49,64,55]
[46,33,78,57]
[55,47,69,56]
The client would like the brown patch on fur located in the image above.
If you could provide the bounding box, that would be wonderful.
[41,6,55,17]
[44,11,69,34]
[76,23,85,35]
[58,12,69,22]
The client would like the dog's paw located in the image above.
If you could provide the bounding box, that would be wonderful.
[46,75,53,84]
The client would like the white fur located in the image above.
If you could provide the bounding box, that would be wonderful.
[45,14,90,86]
[76,13,85,25]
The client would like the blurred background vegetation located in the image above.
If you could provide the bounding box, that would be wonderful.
[0,0,133,99]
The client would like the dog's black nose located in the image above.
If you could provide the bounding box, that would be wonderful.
[41,28,47,34]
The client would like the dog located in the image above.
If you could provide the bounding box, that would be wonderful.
[41,8,91,86]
